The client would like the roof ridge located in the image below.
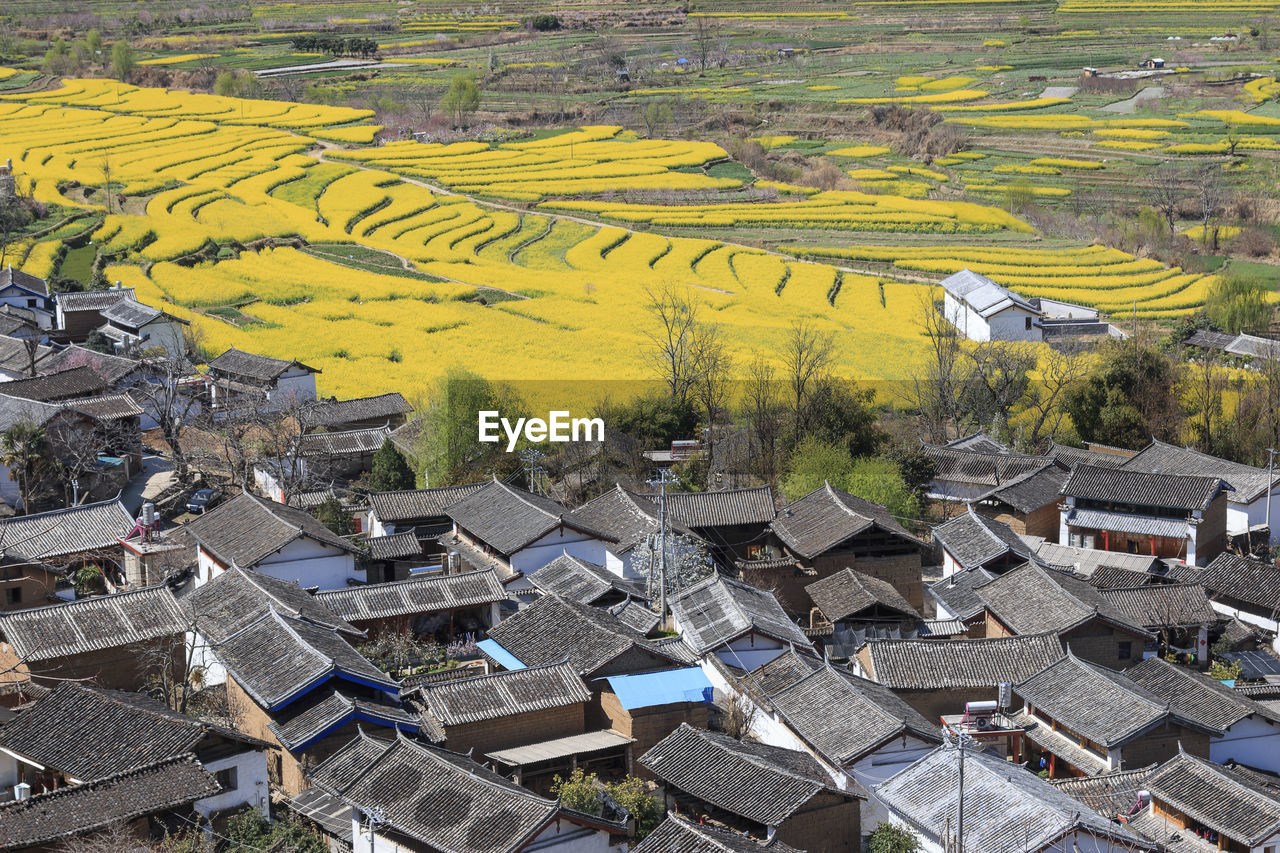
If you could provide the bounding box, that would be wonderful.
[0,582,173,618]
[396,734,559,805]
[823,481,871,526]
[682,725,831,791]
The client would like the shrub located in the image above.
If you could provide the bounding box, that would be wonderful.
[1206,272,1274,334]
[1228,227,1275,258]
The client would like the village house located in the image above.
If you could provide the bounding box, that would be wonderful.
[444,479,622,582]
[0,267,54,330]
[0,498,135,598]
[528,553,651,613]
[218,606,415,796]
[573,485,706,577]
[205,347,318,412]
[736,649,940,825]
[53,286,135,341]
[803,567,922,653]
[482,593,691,677]
[96,299,189,359]
[0,396,125,510]
[641,724,864,853]
[593,667,714,774]
[1095,583,1217,663]
[854,632,1065,721]
[1034,540,1165,586]
[669,574,814,670]
[366,482,485,539]
[933,508,1043,577]
[966,462,1068,540]
[254,425,392,501]
[974,561,1155,668]
[765,482,925,613]
[0,754,220,852]
[1011,651,1216,777]
[927,568,995,634]
[1122,439,1280,544]
[312,567,505,643]
[1127,750,1280,852]
[635,813,802,853]
[0,683,271,823]
[918,443,1056,504]
[299,391,413,432]
[0,584,187,690]
[1194,553,1280,649]
[307,731,627,853]
[183,491,362,590]
[1,364,113,403]
[875,746,1150,853]
[1124,656,1280,773]
[940,268,1043,342]
[663,485,777,564]
[1059,464,1232,565]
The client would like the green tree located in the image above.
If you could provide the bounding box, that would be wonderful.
[845,456,921,520]
[1,421,52,514]
[1206,271,1275,334]
[110,40,135,81]
[313,494,354,536]
[368,438,415,492]
[214,71,239,97]
[551,768,602,815]
[643,100,674,136]
[867,822,921,853]
[441,73,481,127]
[419,368,526,486]
[605,776,663,840]
[781,437,921,520]
[84,329,113,354]
[781,436,855,501]
[84,28,103,58]
[224,808,327,853]
[1063,341,1182,449]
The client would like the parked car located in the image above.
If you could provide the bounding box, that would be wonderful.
[186,488,222,514]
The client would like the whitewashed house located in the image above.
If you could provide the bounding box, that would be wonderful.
[0,266,54,330]
[96,298,189,359]
[940,268,1043,342]
[669,574,813,671]
[205,347,318,413]
[182,491,362,589]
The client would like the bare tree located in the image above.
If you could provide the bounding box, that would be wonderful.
[1146,163,1185,244]
[691,324,729,473]
[782,320,837,443]
[131,354,201,483]
[960,342,1036,437]
[691,16,717,72]
[1020,341,1089,448]
[1196,163,1229,250]
[742,355,784,486]
[642,284,717,407]
[1183,348,1226,455]
[249,396,326,505]
[99,157,114,214]
[907,293,964,442]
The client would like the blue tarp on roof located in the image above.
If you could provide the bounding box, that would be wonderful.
[477,638,526,671]
[602,667,713,710]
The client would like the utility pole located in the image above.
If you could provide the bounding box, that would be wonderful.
[647,467,674,627]
[942,726,973,853]
[1267,447,1277,538]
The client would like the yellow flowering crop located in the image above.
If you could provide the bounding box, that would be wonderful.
[827,145,892,157]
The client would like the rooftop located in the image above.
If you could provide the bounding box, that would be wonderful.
[932,508,1039,571]
[297,425,391,457]
[770,482,920,560]
[670,574,812,655]
[0,266,49,297]
[367,482,487,524]
[314,569,505,623]
[0,497,133,560]
[182,491,357,570]
[805,567,919,623]
[56,288,135,312]
[976,561,1152,638]
[1195,553,1280,611]
[573,486,695,554]
[1125,656,1280,733]
[971,463,1068,513]
[268,691,418,751]
[861,632,1065,690]
[663,486,777,528]
[527,553,647,605]
[207,347,317,382]
[448,480,617,556]
[940,268,1039,318]
[300,391,412,429]
[919,444,1053,488]
[1097,583,1217,629]
[635,813,804,853]
[180,565,359,644]
[414,660,590,728]
[0,584,185,662]
[1123,439,1278,503]
[1062,464,1228,512]
[927,568,995,621]
[1145,750,1280,847]
[0,364,112,402]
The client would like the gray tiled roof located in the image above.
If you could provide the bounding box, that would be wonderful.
[0,334,51,375]
[312,568,505,622]
[448,480,617,555]
[932,508,1037,571]
[1051,766,1156,818]
[1063,464,1228,512]
[182,492,357,569]
[527,553,647,604]
[573,486,694,554]
[805,567,918,623]
[0,683,258,778]
[39,345,140,384]
[1034,542,1160,579]
[0,497,133,560]
[971,463,1068,513]
[664,486,777,528]
[71,391,144,420]
[1125,656,1280,732]
[941,268,1037,317]
[309,732,562,853]
[1,365,111,402]
[56,288,134,312]
[1123,440,1277,503]
[920,444,1052,488]
[297,425,391,457]
[1144,751,1280,846]
[0,585,185,661]
[0,392,63,430]
[368,482,487,524]
[640,724,858,826]
[636,814,804,853]
[945,431,1009,454]
[101,298,170,328]
[1097,584,1216,629]
[750,657,940,765]
[180,565,359,644]
[927,568,995,620]
[771,482,920,560]
[1046,441,1133,469]
[300,392,412,429]
[0,266,49,297]
[367,531,422,561]
[486,594,683,675]
[1014,652,1189,747]
[415,660,590,727]
[207,347,317,381]
[268,691,417,751]
[862,632,1065,690]
[0,754,218,851]
[216,608,397,709]
[875,746,1143,852]
[671,574,812,655]
[609,598,661,634]
[1196,553,1280,610]
[976,561,1153,638]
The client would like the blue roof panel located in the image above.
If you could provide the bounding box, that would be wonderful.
[603,667,714,710]
[478,638,527,671]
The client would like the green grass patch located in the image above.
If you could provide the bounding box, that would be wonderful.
[302,243,445,282]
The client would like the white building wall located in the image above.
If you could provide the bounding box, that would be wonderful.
[139,320,186,360]
[256,539,360,590]
[1236,487,1280,543]
[986,308,1043,342]
[943,293,991,342]
[188,629,227,687]
[851,738,938,830]
[195,750,271,820]
[511,530,618,576]
[1210,715,1280,774]
[273,368,317,406]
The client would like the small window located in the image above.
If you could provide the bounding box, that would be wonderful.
[1118,642,1132,661]
[4,587,20,605]
[26,299,35,308]
[1024,316,1032,331]
[215,766,238,792]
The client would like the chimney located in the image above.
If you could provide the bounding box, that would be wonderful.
[447,551,460,573]
[114,280,122,289]
[13,783,30,801]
